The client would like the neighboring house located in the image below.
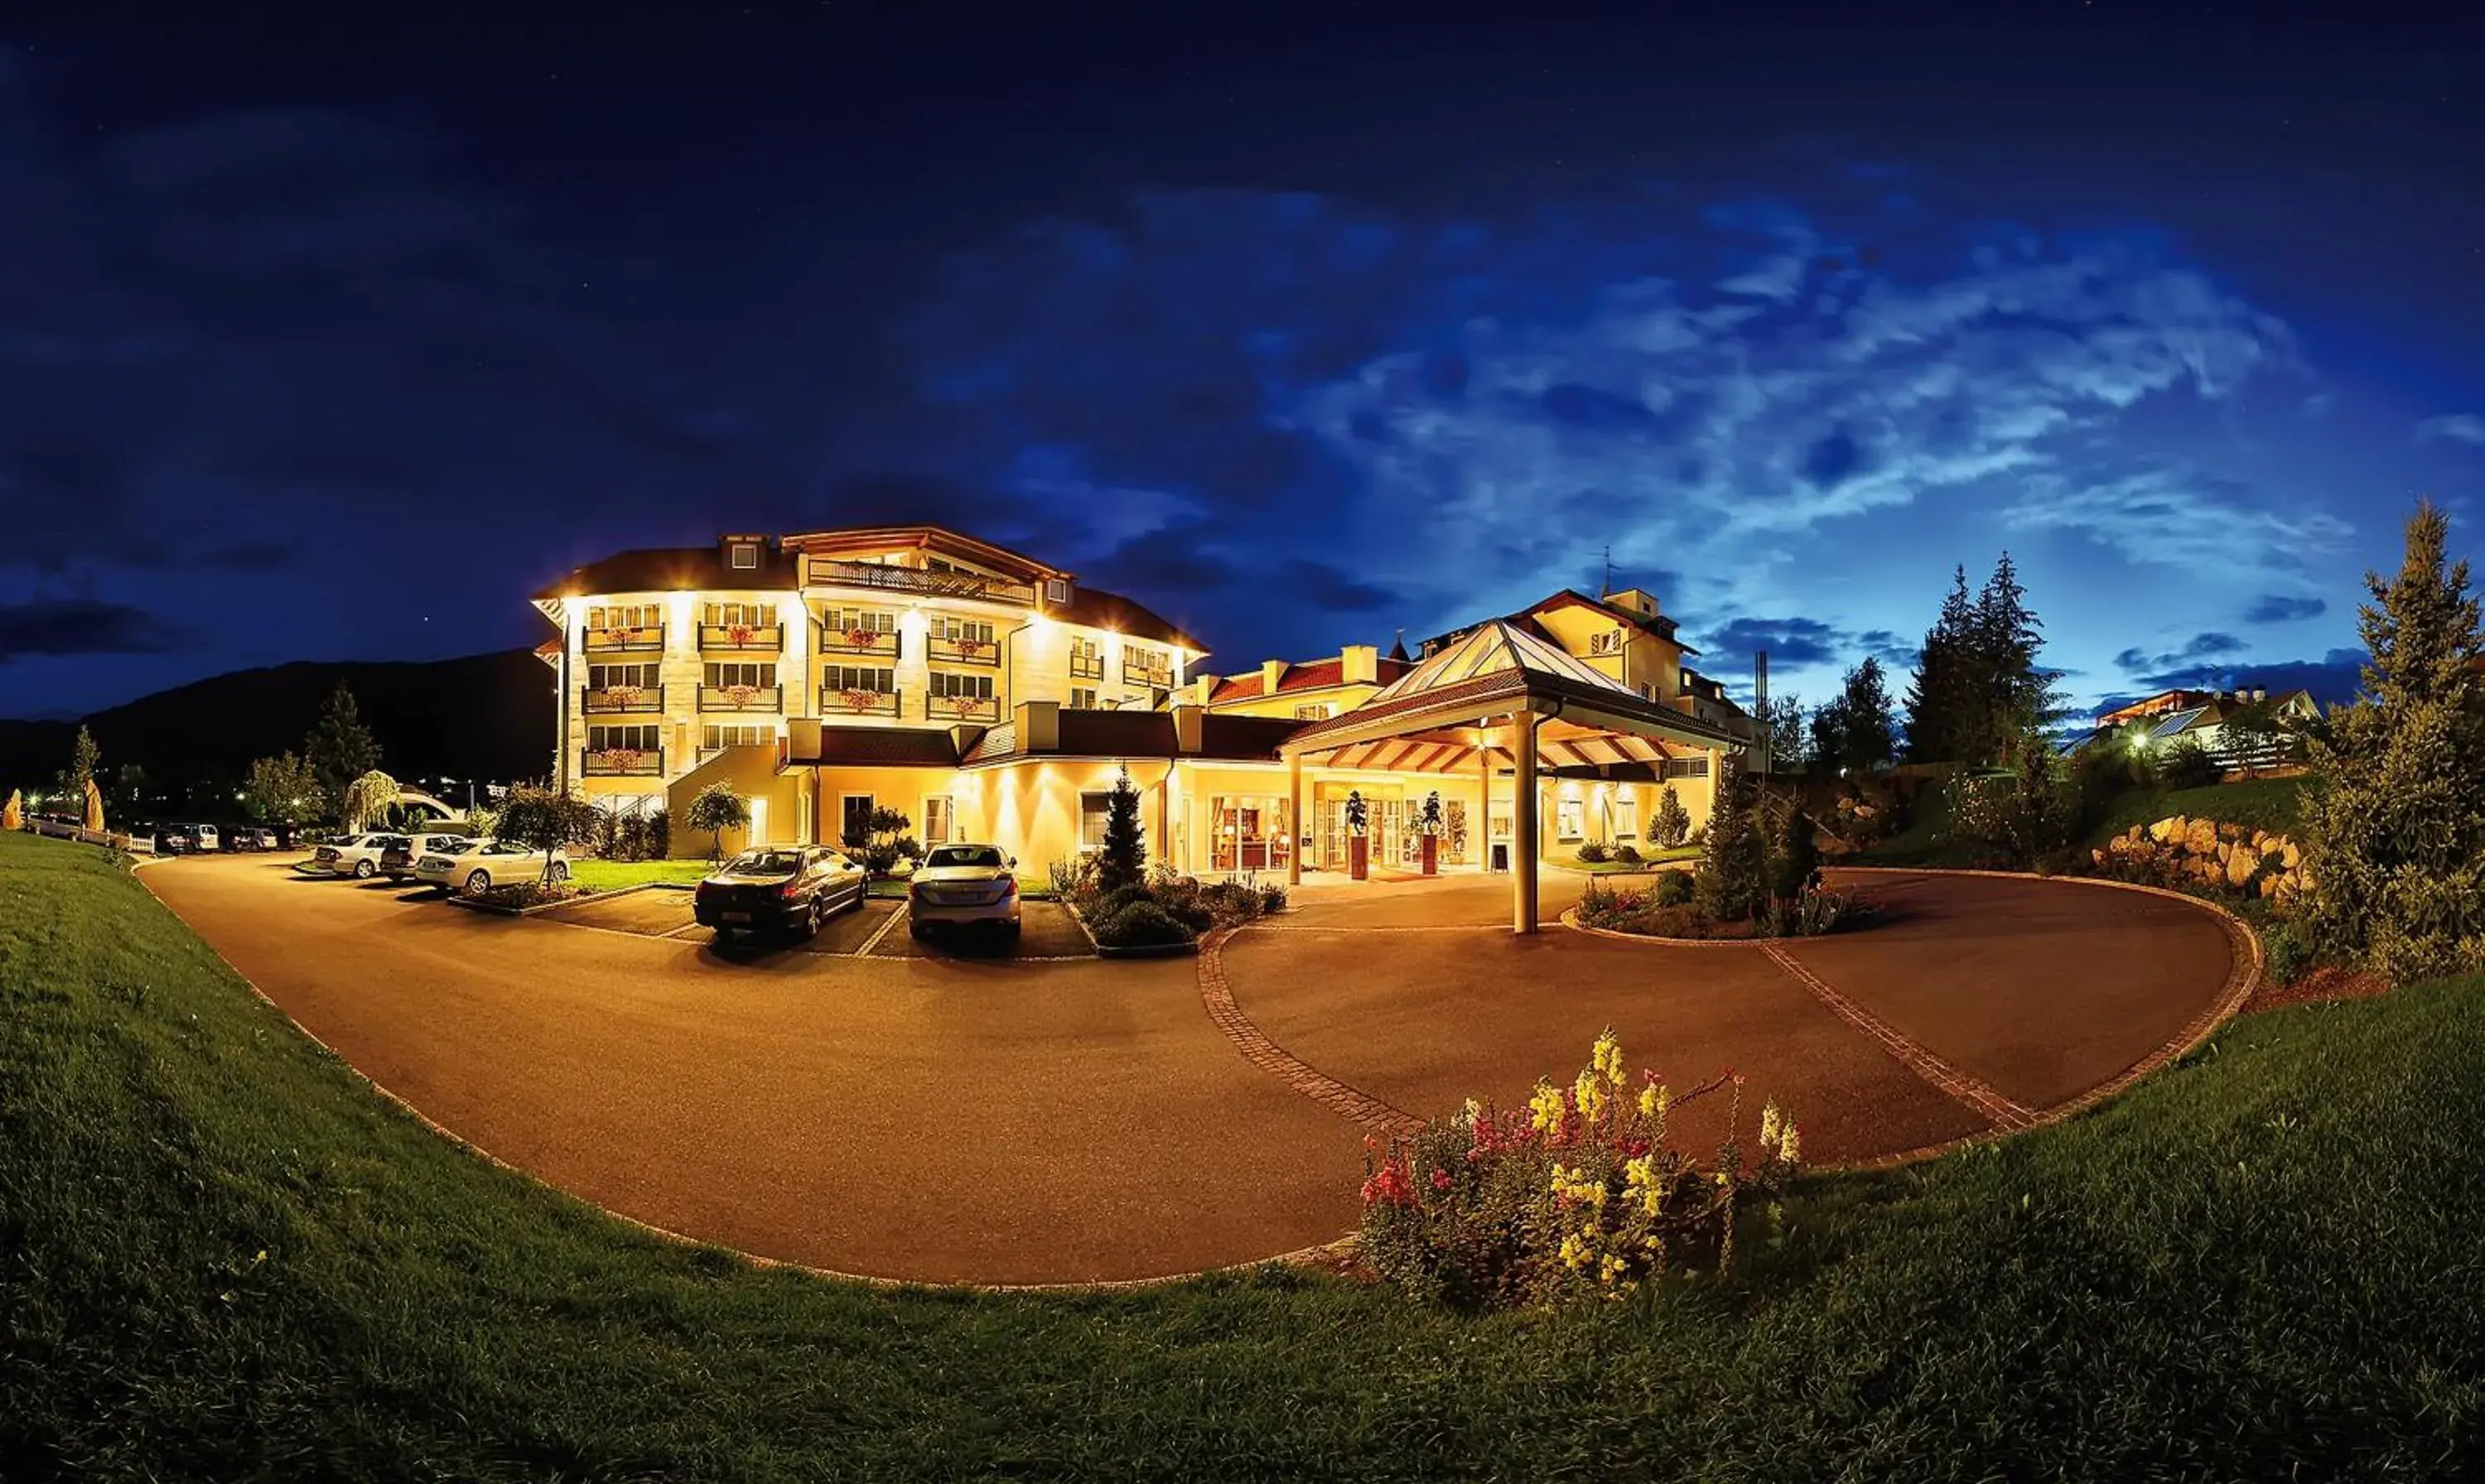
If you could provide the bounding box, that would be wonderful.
[528,529,1746,895]
[2085,686,2322,769]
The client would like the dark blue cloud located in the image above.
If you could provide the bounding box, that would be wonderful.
[0,600,191,661]
[2244,594,2326,623]
[2099,647,2370,710]
[2114,632,2247,674]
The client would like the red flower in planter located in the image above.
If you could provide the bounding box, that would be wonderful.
[726,624,755,647]
[845,628,882,648]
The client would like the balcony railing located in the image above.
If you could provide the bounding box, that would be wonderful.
[820,626,902,659]
[819,685,902,718]
[927,634,1001,667]
[926,692,1001,723]
[1122,660,1174,689]
[1068,652,1106,681]
[582,684,664,715]
[698,682,784,713]
[581,623,665,653]
[698,622,784,653]
[807,557,1037,607]
[582,745,663,777]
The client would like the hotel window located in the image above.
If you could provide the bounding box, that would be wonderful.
[1589,629,1625,655]
[586,662,658,691]
[586,603,661,630]
[703,661,778,688]
[823,607,895,635]
[824,664,895,693]
[1293,702,1333,720]
[1612,791,1639,839]
[1078,792,1136,854]
[702,600,777,628]
[934,615,997,644]
[1662,757,1711,779]
[922,795,953,845]
[1069,687,1099,710]
[929,671,995,701]
[702,723,774,750]
[1069,635,1105,678]
[840,794,876,844]
[727,540,760,570]
[586,724,659,752]
[1556,797,1585,842]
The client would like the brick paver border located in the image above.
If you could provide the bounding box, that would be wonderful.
[1197,925,1424,1137]
[1756,942,2040,1130]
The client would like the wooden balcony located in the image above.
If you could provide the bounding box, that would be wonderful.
[927,634,1001,667]
[581,624,664,654]
[820,627,903,659]
[926,692,1001,723]
[698,622,784,653]
[698,683,784,713]
[806,556,1036,607]
[819,685,901,718]
[1068,652,1106,681]
[1122,661,1174,689]
[582,684,664,715]
[582,745,663,777]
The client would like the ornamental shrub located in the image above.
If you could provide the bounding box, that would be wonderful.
[1575,840,1610,865]
[1357,1030,1798,1308]
[2157,736,2219,790]
[1092,884,1153,924]
[1092,899,1193,948]
[1694,773,1768,922]
[1650,786,1691,849]
[1653,870,1696,908]
[1097,768,1148,893]
[1771,806,1820,903]
[1611,842,1642,865]
[2261,918,2315,985]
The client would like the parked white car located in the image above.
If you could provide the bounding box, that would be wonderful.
[413,838,570,896]
[906,842,1023,938]
[312,831,409,879]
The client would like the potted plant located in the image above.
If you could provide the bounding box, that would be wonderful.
[726,622,755,647]
[1418,790,1443,875]
[1344,789,1370,880]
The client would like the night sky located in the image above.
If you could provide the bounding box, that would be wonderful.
[5,2,2482,722]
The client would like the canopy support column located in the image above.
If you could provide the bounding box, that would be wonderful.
[1510,711,1538,933]
[1286,751,1303,887]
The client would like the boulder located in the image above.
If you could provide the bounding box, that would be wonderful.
[2183,819,2220,856]
[2150,816,2185,845]
[2214,841,2234,865]
[2226,846,2261,888]
[2256,874,2279,899]
[2279,841,2301,870]
[2092,849,2107,867]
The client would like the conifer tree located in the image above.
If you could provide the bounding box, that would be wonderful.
[306,683,383,820]
[57,725,103,804]
[1905,566,1978,762]
[1974,552,2054,761]
[2300,499,2485,983]
[1693,770,1768,922]
[1098,766,1148,893]
[1650,784,1691,850]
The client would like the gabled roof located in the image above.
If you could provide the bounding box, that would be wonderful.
[1050,585,1205,653]
[779,525,1066,583]
[2148,706,2215,740]
[958,709,1303,768]
[533,544,801,601]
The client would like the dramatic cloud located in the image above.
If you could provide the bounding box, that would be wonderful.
[0,599,191,661]
[2416,414,2485,446]
[2115,631,2248,675]
[2244,594,2326,623]
[1696,617,1917,676]
[2097,647,2370,708]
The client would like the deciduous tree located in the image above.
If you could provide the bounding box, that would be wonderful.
[687,783,751,861]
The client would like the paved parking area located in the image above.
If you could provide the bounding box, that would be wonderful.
[871,900,1091,960]
[143,855,2245,1285]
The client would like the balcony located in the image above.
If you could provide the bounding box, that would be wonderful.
[926,692,1001,723]
[820,626,903,660]
[582,683,664,715]
[1122,661,1174,689]
[807,556,1036,608]
[582,745,663,778]
[581,623,664,654]
[698,622,784,653]
[1068,652,1106,681]
[819,684,902,719]
[698,682,784,713]
[928,633,1001,667]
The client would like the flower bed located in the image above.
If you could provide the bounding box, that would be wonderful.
[1574,877,1864,941]
[1054,862,1287,949]
[1358,1032,1797,1308]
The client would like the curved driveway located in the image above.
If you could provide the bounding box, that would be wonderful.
[142,857,2245,1286]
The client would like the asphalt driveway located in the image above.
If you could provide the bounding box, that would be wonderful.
[142,855,2243,1286]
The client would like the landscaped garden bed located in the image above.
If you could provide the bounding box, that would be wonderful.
[1053,768,1287,953]
[1569,771,1865,941]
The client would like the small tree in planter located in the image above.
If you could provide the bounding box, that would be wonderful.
[1344,789,1371,879]
[1650,784,1691,850]
[1417,790,1444,875]
[1772,804,1821,903]
[495,785,598,885]
[1096,767,1147,894]
[686,782,750,861]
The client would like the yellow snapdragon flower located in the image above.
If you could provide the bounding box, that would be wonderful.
[1529,1082,1566,1134]
[1573,1072,1608,1125]
[1590,1031,1625,1086]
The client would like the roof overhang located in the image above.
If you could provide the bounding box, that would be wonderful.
[779,526,1064,583]
[1280,673,1740,764]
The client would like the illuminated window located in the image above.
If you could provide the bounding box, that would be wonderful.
[1556,797,1585,841]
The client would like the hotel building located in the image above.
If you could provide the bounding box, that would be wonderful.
[533,526,1754,929]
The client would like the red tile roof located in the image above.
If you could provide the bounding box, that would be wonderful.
[1205,656,1411,703]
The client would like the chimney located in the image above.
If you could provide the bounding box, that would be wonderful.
[1262,658,1286,696]
[1340,643,1378,685]
[1190,673,1218,706]
[2252,687,2267,703]
[1016,699,1059,753]
[1172,703,1204,754]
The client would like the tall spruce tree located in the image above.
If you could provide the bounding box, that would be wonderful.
[305,683,382,820]
[2300,499,2485,983]
[1973,552,2052,762]
[1694,770,1769,922]
[1098,766,1148,892]
[1836,657,1898,773]
[1905,566,1979,762]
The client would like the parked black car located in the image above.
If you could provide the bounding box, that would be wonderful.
[693,846,868,940]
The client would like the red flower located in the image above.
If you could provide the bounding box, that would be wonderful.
[1431,1168,1453,1192]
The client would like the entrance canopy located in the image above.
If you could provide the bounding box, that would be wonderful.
[1276,619,1744,931]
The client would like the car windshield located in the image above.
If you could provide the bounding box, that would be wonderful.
[485,841,532,855]
[727,850,803,874]
[925,846,1004,870]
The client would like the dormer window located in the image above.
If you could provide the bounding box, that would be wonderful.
[728,541,759,571]
[1045,577,1074,606]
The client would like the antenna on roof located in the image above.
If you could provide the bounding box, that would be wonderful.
[1600,545,1613,600]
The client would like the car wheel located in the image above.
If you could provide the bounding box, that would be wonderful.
[466,870,491,896]
[353,859,374,879]
[1004,918,1022,940]
[548,860,570,884]
[908,920,929,940]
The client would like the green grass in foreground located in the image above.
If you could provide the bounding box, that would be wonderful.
[5,830,2483,1481]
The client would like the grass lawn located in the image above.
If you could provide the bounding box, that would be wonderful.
[1554,845,1701,873]
[7,829,2482,1481]
[565,857,712,891]
[2086,773,2313,846]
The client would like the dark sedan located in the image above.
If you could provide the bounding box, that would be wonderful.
[694,846,867,939]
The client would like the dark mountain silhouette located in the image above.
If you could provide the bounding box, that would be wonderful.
[0,650,553,800]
